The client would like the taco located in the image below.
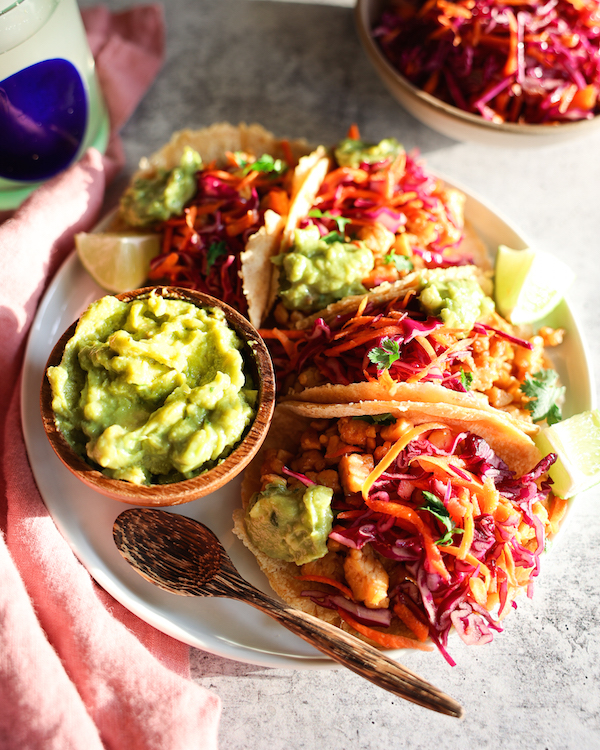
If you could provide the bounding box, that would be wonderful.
[260,265,565,431]
[233,400,566,664]
[266,126,490,329]
[109,122,312,328]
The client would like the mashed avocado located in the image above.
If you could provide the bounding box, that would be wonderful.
[334,137,403,169]
[418,277,495,329]
[120,147,202,227]
[274,225,374,312]
[245,481,334,565]
[47,291,256,485]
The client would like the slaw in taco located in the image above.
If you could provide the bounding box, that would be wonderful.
[233,400,565,664]
[107,122,312,328]
[267,125,490,329]
[260,266,565,431]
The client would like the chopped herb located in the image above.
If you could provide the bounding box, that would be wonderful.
[420,491,464,546]
[242,153,286,176]
[459,369,473,391]
[384,252,414,273]
[520,369,565,425]
[367,337,400,369]
[206,240,228,270]
[321,231,347,244]
[352,413,396,426]
[309,209,351,233]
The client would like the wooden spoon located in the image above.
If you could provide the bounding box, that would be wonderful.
[113,507,464,718]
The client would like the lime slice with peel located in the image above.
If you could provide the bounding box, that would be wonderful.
[535,409,600,499]
[76,232,161,293]
[494,245,575,325]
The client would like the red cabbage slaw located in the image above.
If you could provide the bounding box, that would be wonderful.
[373,0,600,124]
[147,156,292,316]
[261,293,533,397]
[300,424,559,665]
[299,143,472,276]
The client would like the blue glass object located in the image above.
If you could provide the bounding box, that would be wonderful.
[0,57,87,181]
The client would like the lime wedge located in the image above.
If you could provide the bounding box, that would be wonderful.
[75,232,161,293]
[535,409,600,499]
[494,245,575,325]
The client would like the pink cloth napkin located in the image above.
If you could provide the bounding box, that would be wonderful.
[0,6,222,748]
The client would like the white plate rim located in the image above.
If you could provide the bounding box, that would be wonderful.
[20,179,596,669]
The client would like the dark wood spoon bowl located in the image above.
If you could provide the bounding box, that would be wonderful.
[113,507,464,718]
[40,286,275,506]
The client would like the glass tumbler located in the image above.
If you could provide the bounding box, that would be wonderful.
[0,0,110,209]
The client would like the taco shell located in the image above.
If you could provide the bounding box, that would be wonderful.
[234,399,544,645]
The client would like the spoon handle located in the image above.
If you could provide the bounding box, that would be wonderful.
[225,571,462,718]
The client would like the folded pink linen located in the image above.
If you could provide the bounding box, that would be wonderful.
[0,6,222,749]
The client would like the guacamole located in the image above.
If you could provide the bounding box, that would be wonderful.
[334,137,403,169]
[274,226,374,312]
[245,481,334,565]
[47,291,256,485]
[418,277,495,329]
[120,146,202,227]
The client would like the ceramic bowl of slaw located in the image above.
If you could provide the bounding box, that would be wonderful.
[356,0,600,147]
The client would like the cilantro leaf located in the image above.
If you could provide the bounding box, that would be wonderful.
[308,209,351,233]
[321,231,346,244]
[206,240,228,271]
[352,413,396,426]
[242,153,286,176]
[384,252,414,273]
[459,368,473,391]
[420,491,464,546]
[520,369,565,424]
[367,337,401,369]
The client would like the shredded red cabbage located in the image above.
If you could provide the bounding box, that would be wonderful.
[312,426,557,665]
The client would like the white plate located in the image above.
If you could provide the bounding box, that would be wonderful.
[21,183,595,669]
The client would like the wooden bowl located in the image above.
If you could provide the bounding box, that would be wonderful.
[40,286,275,506]
[356,0,600,148]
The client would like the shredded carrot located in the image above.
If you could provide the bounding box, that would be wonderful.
[362,422,445,502]
[392,601,430,642]
[295,575,355,600]
[457,503,474,560]
[337,610,433,651]
[347,123,360,140]
[365,495,450,581]
[225,210,258,237]
[440,545,491,590]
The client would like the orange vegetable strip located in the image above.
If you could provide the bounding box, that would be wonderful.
[279,139,295,168]
[440,545,491,590]
[295,575,355,600]
[337,610,433,651]
[479,477,500,516]
[392,602,430,642]
[225,210,257,237]
[362,423,444,501]
[202,169,240,183]
[364,497,450,581]
[415,335,437,361]
[406,337,475,383]
[258,328,306,340]
[504,8,518,76]
[409,456,483,494]
[324,326,404,356]
[270,328,297,358]
[457,503,474,560]
[347,123,360,140]
[336,509,368,520]
[236,169,261,192]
